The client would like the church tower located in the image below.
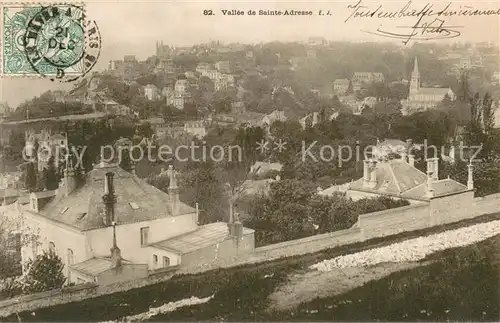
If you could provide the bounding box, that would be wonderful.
[410,57,420,94]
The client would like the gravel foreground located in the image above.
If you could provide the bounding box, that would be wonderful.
[310,220,500,271]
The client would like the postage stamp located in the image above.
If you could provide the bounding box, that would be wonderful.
[1,3,101,82]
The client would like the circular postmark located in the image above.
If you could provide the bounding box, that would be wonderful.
[23,4,101,82]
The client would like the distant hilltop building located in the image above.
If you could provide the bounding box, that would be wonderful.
[352,72,385,84]
[215,61,231,74]
[184,121,207,139]
[332,79,351,95]
[25,130,68,172]
[0,102,11,118]
[405,57,455,114]
[144,84,159,101]
[307,37,327,47]
[156,40,174,58]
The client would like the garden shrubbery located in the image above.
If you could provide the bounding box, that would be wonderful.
[245,179,410,246]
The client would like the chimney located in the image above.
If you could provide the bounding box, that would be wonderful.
[427,157,439,180]
[229,212,243,241]
[167,165,179,215]
[368,159,377,188]
[110,221,122,268]
[408,154,415,167]
[467,162,474,190]
[102,172,116,226]
[400,150,408,163]
[426,171,434,198]
[426,158,434,179]
[362,159,370,187]
[194,202,199,225]
[63,155,76,196]
[449,145,455,161]
[130,161,136,176]
[30,193,39,213]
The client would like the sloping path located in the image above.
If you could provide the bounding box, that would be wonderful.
[270,219,500,311]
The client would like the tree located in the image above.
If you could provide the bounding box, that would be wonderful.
[4,131,25,162]
[457,71,473,103]
[465,92,496,158]
[180,162,226,224]
[22,250,66,293]
[33,139,40,162]
[119,148,133,172]
[25,162,37,192]
[43,156,59,191]
[136,122,154,139]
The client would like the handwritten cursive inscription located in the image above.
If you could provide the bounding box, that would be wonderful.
[364,17,462,45]
[345,0,500,44]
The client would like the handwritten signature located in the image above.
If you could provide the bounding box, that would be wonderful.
[364,16,462,45]
[343,0,489,44]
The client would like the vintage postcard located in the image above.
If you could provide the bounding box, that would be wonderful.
[0,0,499,322]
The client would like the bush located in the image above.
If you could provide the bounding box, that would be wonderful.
[21,251,66,294]
[244,179,410,245]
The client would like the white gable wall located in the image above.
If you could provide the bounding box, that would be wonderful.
[21,211,90,274]
[86,212,196,265]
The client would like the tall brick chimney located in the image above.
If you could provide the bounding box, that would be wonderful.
[426,171,434,198]
[102,171,121,267]
[362,159,370,188]
[467,162,474,190]
[167,165,179,215]
[408,154,415,167]
[110,221,122,268]
[426,157,439,180]
[102,172,116,226]
[368,159,378,188]
[62,154,76,196]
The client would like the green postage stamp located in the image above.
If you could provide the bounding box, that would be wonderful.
[1,3,100,81]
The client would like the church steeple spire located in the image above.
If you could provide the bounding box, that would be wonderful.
[410,56,420,92]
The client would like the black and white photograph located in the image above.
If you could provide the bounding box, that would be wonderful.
[0,0,499,321]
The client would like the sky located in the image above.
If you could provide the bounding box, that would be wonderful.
[1,0,500,108]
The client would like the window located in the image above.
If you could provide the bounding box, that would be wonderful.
[60,206,69,215]
[48,241,55,253]
[163,256,170,267]
[129,202,139,210]
[140,227,149,246]
[153,254,158,264]
[67,249,74,265]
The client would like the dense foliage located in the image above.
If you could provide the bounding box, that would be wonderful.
[245,179,409,246]
[21,251,66,294]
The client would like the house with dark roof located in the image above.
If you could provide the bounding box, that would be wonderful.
[346,139,474,205]
[20,161,255,286]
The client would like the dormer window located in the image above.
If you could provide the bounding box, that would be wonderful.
[60,206,69,214]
